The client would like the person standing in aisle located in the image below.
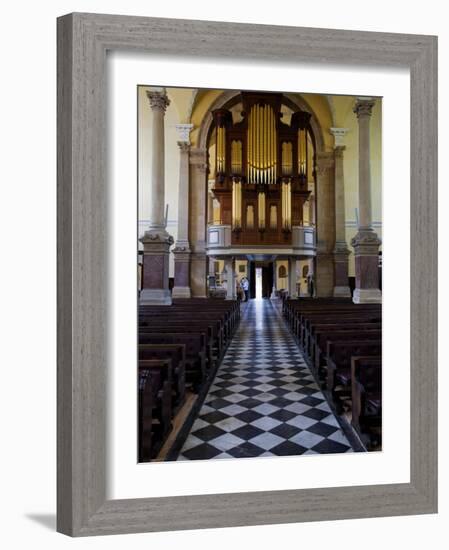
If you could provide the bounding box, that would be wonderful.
[241,276,250,302]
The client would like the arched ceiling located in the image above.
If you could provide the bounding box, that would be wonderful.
[165,87,354,151]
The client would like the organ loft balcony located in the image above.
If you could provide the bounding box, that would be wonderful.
[206,222,316,258]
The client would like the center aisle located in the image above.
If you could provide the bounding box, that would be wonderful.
[178,299,354,460]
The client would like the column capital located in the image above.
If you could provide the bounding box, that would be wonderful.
[350,229,381,254]
[189,147,208,173]
[315,151,334,175]
[177,141,190,153]
[146,90,170,112]
[175,123,194,143]
[353,98,375,118]
[330,127,349,147]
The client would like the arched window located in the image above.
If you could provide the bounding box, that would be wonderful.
[278,265,287,278]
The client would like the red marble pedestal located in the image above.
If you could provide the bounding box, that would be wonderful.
[351,230,382,304]
[333,247,351,298]
[172,246,192,299]
[139,229,173,306]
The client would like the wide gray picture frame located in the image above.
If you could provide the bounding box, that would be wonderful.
[57,12,438,537]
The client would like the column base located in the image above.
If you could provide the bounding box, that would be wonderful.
[173,245,191,299]
[315,252,334,297]
[172,286,192,299]
[353,287,382,304]
[333,285,352,298]
[139,228,173,307]
[190,252,207,298]
[139,288,172,306]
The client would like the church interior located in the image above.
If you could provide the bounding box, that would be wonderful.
[138,86,382,462]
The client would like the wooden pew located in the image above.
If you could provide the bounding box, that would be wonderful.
[301,312,381,351]
[138,343,186,407]
[311,326,382,371]
[139,317,224,359]
[139,335,206,388]
[351,355,382,447]
[325,340,382,397]
[139,325,214,369]
[138,359,173,462]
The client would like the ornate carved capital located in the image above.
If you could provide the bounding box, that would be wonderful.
[173,240,191,255]
[177,141,190,153]
[353,99,375,119]
[146,90,170,112]
[140,229,174,247]
[330,127,349,147]
[350,229,381,255]
[172,247,192,261]
[175,123,194,143]
[334,243,351,256]
[334,146,346,160]
[315,152,334,176]
[189,147,208,173]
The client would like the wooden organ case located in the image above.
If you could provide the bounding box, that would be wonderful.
[211,92,315,246]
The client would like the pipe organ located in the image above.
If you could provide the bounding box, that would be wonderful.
[211,92,315,246]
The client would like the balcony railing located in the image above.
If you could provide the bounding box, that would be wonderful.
[206,224,315,255]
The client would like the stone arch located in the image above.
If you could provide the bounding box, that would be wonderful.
[197,90,326,154]
[189,89,332,298]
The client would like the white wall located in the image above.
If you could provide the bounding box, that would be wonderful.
[1,1,446,549]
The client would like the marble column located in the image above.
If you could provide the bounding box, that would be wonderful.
[189,148,209,297]
[330,128,351,298]
[172,124,194,299]
[140,89,173,306]
[224,257,236,300]
[288,257,298,299]
[351,99,382,304]
[315,152,336,297]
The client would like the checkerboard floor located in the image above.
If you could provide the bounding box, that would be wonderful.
[177,299,355,460]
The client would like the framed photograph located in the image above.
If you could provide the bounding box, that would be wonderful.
[57,13,437,536]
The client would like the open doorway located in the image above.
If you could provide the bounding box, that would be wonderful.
[255,267,263,299]
[250,261,274,299]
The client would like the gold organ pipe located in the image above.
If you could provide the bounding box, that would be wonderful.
[305,132,309,181]
[271,107,274,183]
[260,104,263,183]
[253,105,256,182]
[272,107,275,182]
[258,191,266,230]
[251,107,254,182]
[220,127,222,172]
[284,183,286,228]
[263,105,266,182]
[247,113,250,181]
[269,107,272,182]
[258,105,260,183]
[261,104,264,182]
[259,104,262,183]
[247,104,279,184]
[249,109,252,182]
[254,105,257,182]
[232,179,242,229]
[289,182,292,229]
